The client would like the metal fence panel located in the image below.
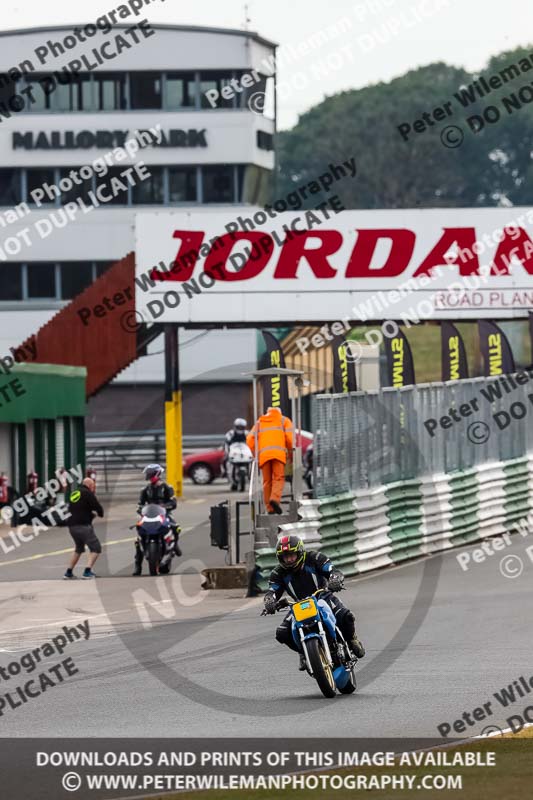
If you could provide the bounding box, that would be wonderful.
[312,374,533,496]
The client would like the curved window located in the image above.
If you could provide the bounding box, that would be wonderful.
[18,70,275,113]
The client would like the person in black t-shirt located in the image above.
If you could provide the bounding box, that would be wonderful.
[63,478,104,580]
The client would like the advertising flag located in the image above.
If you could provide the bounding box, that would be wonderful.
[260,330,291,417]
[384,328,415,387]
[331,335,358,393]
[478,320,515,376]
[441,322,469,381]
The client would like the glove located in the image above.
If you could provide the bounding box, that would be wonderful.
[328,571,345,592]
[263,593,277,615]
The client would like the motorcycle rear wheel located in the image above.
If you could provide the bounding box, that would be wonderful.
[147,540,159,576]
[306,638,336,698]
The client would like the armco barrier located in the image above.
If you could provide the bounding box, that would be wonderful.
[254,455,533,589]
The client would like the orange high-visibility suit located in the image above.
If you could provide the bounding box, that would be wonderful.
[247,407,293,513]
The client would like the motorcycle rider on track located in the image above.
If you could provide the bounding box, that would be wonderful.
[222,418,248,487]
[263,534,365,669]
[132,464,181,576]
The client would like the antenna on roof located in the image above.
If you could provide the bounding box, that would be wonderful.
[244,3,251,31]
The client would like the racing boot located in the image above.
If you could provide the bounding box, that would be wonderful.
[298,653,307,671]
[350,633,365,658]
[174,528,182,557]
[132,543,143,576]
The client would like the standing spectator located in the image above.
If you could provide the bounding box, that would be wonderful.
[0,473,18,525]
[247,407,293,514]
[63,477,104,580]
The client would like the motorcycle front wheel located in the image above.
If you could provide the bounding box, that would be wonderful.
[305,638,336,698]
[147,539,159,576]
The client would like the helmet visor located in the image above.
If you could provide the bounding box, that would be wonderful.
[280,550,299,566]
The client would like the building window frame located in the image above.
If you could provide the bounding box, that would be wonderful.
[0,260,117,303]
[0,165,245,208]
[25,261,59,300]
[16,69,276,113]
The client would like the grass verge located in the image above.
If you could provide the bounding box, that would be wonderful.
[145,735,533,800]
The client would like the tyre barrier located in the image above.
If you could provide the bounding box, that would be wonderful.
[254,455,533,590]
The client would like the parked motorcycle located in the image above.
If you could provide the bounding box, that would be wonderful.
[228,442,253,492]
[264,588,357,698]
[133,503,179,576]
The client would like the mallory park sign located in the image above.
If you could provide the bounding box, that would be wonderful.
[135,207,533,325]
[12,129,207,150]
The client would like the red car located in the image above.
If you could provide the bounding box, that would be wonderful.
[183,432,314,485]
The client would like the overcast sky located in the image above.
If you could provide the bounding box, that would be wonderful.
[2,0,531,129]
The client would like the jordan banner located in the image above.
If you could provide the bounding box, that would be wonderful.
[331,335,358,393]
[136,208,533,324]
[384,328,415,387]
[441,321,469,381]
[478,320,516,376]
[260,330,291,417]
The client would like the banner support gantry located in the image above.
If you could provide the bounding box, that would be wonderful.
[164,324,183,498]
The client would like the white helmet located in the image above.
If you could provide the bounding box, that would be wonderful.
[234,418,247,430]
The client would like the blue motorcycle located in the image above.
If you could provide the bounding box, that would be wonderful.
[271,588,358,698]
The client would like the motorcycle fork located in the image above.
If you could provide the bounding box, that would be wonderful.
[299,620,334,674]
[298,628,313,674]
[318,620,335,666]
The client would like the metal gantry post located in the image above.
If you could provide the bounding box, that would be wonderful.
[164,324,183,498]
[292,375,304,502]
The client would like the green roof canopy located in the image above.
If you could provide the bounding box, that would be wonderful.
[0,363,86,423]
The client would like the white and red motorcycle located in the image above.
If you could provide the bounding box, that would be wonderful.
[227,442,253,492]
